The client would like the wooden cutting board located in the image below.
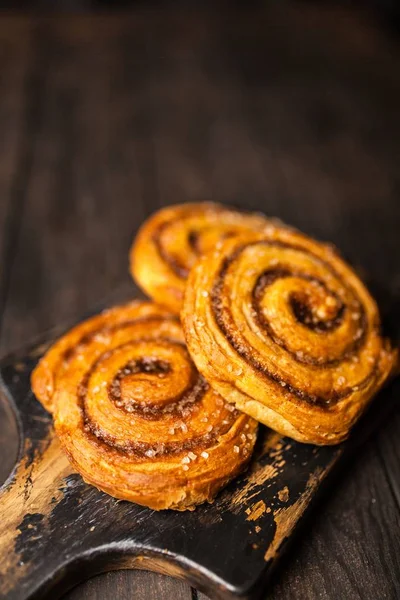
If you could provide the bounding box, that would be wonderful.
[0,333,398,600]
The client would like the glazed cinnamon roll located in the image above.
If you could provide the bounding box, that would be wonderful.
[130,202,275,313]
[182,230,397,445]
[36,301,257,510]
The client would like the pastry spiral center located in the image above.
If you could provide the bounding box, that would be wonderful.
[110,357,172,410]
[253,268,346,335]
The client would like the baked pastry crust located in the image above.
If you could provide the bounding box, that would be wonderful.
[182,229,398,445]
[33,301,257,510]
[32,301,160,414]
[130,202,274,313]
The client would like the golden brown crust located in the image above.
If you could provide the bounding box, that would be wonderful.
[130,202,276,313]
[33,301,257,510]
[31,301,167,414]
[182,229,398,445]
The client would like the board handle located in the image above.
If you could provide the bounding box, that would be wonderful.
[0,430,74,600]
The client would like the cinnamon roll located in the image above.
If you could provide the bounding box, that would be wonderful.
[182,230,397,445]
[130,202,275,313]
[37,301,257,510]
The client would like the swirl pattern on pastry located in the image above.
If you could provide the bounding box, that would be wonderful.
[35,301,257,510]
[130,202,277,313]
[31,301,170,414]
[182,229,397,445]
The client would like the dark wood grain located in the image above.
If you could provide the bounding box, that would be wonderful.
[0,4,398,600]
[65,570,194,600]
[0,19,34,337]
[0,19,39,488]
[267,438,400,600]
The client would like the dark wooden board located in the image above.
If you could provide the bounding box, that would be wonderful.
[0,331,398,600]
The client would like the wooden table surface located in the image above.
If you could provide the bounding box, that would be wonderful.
[0,4,399,599]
